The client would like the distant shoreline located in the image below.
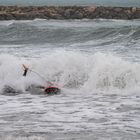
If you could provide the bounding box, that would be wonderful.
[0,6,139,20]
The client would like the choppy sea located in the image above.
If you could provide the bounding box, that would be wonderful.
[0,19,140,140]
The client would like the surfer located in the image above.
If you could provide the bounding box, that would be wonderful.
[23,64,28,76]
[22,64,60,94]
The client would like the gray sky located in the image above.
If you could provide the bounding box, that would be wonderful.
[0,0,139,7]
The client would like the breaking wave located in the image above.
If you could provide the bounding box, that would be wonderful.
[0,51,140,94]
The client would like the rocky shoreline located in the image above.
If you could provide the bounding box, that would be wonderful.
[0,6,139,20]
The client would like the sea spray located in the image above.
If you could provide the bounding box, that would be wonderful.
[0,52,140,94]
[0,19,140,139]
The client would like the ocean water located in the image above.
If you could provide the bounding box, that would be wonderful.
[0,19,140,139]
[0,0,140,7]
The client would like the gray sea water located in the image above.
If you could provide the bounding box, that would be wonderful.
[0,19,140,140]
[0,0,140,7]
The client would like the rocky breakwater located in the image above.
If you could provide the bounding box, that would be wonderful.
[0,6,139,20]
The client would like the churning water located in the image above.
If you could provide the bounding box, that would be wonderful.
[0,19,140,139]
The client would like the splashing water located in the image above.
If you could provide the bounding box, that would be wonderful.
[0,19,140,139]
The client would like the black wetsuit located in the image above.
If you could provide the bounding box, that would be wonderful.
[23,69,28,76]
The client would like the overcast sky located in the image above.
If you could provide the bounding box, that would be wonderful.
[0,0,139,7]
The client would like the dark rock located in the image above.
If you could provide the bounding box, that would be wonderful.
[71,11,83,19]
[64,9,74,18]
[0,6,140,20]
[0,14,6,20]
[114,8,122,12]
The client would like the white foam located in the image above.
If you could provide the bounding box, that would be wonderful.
[0,51,140,94]
[0,136,45,140]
